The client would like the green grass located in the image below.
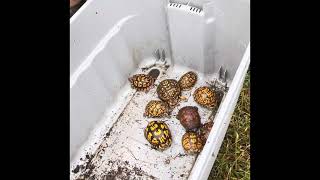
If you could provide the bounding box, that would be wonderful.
[208,72,250,180]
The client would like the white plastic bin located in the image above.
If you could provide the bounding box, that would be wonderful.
[70,0,250,179]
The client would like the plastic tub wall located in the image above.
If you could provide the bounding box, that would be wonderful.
[70,0,250,179]
[70,0,171,160]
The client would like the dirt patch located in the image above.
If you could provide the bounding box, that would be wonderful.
[100,161,157,180]
[75,158,158,180]
[72,165,80,173]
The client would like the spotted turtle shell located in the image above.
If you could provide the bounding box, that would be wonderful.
[178,71,197,90]
[157,79,181,107]
[144,100,169,118]
[182,131,203,154]
[193,86,217,108]
[129,74,154,91]
[144,121,172,150]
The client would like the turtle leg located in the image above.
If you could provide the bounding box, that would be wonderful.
[167,108,174,115]
[143,86,151,93]
[182,87,192,91]
[150,145,158,150]
[164,112,171,118]
[128,78,135,89]
[180,96,188,101]
[146,83,155,93]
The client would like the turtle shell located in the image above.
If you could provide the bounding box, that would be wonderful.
[144,121,172,150]
[199,121,213,143]
[144,100,170,118]
[177,106,201,131]
[193,86,217,109]
[181,131,203,154]
[128,74,154,92]
[178,71,197,91]
[157,79,181,107]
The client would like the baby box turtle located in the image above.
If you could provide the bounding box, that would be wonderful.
[178,71,197,91]
[199,121,214,143]
[144,100,170,118]
[144,121,172,150]
[193,86,217,109]
[157,79,181,107]
[182,131,203,154]
[177,106,201,131]
[128,74,155,92]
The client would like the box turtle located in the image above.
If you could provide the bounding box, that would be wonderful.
[144,120,172,150]
[182,131,203,154]
[193,86,217,109]
[128,74,155,92]
[178,71,197,91]
[199,121,213,143]
[157,79,182,107]
[177,106,201,131]
[144,100,170,118]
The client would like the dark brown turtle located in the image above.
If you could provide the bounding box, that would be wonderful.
[177,106,201,131]
[199,121,214,143]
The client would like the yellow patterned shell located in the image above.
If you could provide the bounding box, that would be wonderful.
[128,74,154,91]
[193,86,217,109]
[178,71,197,90]
[144,121,172,150]
[157,79,181,107]
[182,131,203,154]
[144,100,169,118]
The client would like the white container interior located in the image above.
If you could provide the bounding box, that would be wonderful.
[70,0,250,179]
